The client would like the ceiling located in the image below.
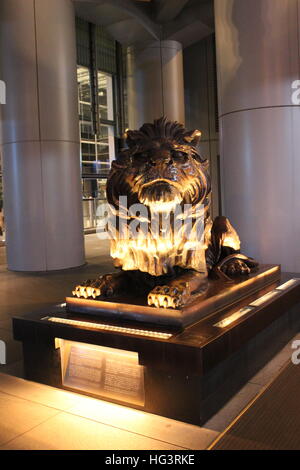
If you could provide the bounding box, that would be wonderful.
[73,0,214,48]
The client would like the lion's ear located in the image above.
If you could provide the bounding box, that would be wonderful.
[125,130,135,148]
[183,129,202,146]
[125,130,143,149]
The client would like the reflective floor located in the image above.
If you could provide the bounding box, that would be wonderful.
[0,372,218,450]
[0,234,297,449]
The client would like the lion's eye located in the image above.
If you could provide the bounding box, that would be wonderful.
[174,152,188,162]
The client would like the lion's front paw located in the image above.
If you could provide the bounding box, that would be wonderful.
[72,274,116,299]
[147,284,189,309]
[221,259,251,277]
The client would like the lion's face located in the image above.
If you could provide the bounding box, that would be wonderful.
[106,118,210,276]
[107,118,211,212]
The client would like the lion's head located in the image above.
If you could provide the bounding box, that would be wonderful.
[106,118,211,276]
[107,117,211,212]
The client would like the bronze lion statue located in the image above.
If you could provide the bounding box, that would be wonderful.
[73,118,258,308]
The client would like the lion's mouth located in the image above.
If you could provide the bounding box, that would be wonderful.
[139,179,183,210]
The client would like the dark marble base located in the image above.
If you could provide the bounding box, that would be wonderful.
[12,272,300,425]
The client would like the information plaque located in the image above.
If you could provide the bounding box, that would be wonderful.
[59,339,145,406]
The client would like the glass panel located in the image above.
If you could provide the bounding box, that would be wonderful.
[82,178,108,230]
[78,65,95,174]
[76,17,91,68]
[96,124,115,176]
[276,279,300,291]
[249,291,279,307]
[97,178,107,200]
[82,198,96,229]
[81,136,98,176]
[98,71,114,121]
[82,163,98,176]
[99,125,108,139]
[81,142,96,162]
[78,67,92,104]
[77,64,116,231]
[80,121,94,141]
[82,179,98,199]
[95,25,117,74]
[97,146,110,174]
[78,67,115,179]
[80,104,92,122]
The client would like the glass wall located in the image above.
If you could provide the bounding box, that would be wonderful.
[77,67,115,178]
[76,18,124,232]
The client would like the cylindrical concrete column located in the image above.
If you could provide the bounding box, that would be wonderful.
[127,40,185,129]
[215,0,300,272]
[0,0,84,271]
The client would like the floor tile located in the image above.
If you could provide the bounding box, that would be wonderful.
[0,373,83,412]
[0,390,59,446]
[68,394,218,450]
[0,373,218,449]
[1,412,184,450]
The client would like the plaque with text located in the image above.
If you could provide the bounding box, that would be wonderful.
[60,340,145,406]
